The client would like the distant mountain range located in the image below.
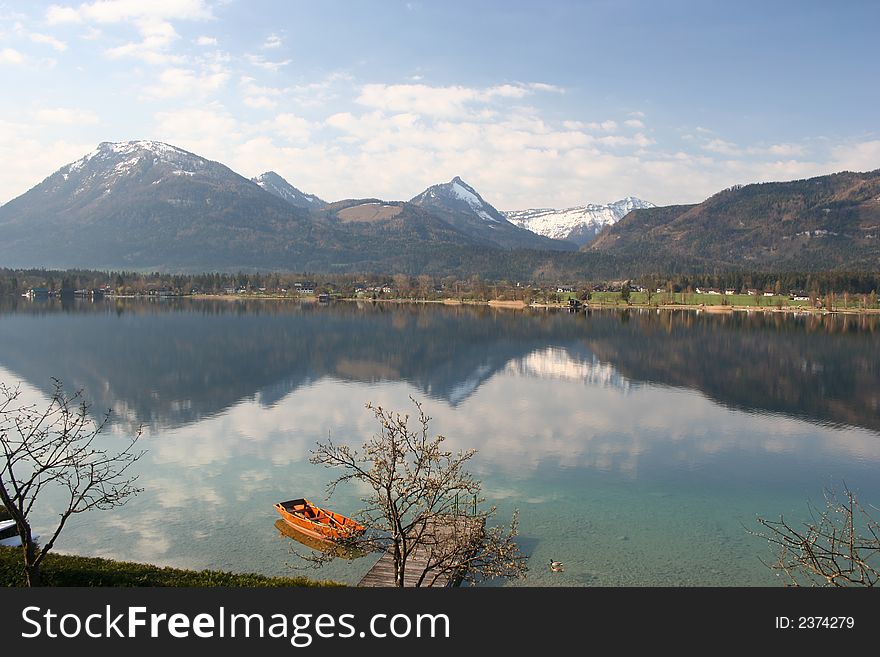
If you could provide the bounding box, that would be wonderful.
[0,140,573,273]
[505,197,655,246]
[0,140,877,276]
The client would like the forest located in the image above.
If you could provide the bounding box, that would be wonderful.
[1,267,878,301]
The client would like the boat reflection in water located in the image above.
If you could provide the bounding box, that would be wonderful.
[274,498,365,541]
[273,520,367,560]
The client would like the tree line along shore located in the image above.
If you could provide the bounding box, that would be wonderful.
[0,267,878,300]
[2,267,879,314]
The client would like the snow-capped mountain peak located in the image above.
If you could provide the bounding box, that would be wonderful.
[408,176,575,251]
[251,171,325,208]
[446,176,500,223]
[57,140,217,189]
[504,197,656,246]
[37,140,254,205]
[412,176,505,225]
[66,140,200,173]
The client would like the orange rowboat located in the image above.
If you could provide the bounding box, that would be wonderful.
[274,498,365,542]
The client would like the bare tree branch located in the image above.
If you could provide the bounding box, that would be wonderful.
[752,486,880,587]
[0,379,145,586]
[301,397,528,586]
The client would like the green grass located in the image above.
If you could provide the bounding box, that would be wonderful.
[0,546,342,587]
[587,291,811,307]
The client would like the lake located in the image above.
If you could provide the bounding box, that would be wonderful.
[1,297,878,586]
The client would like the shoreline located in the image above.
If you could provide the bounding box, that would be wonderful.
[0,545,340,587]
[182,294,880,315]
[580,302,880,315]
[22,292,876,315]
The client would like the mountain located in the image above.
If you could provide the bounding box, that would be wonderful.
[409,176,576,251]
[0,142,567,275]
[252,171,326,208]
[4,142,877,277]
[0,140,336,270]
[315,197,486,253]
[588,170,880,271]
[505,197,655,246]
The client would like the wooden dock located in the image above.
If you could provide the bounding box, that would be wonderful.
[358,515,485,587]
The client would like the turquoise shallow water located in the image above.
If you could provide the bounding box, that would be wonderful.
[0,299,877,585]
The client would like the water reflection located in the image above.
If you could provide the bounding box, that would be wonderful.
[1,299,878,585]
[505,346,631,390]
[0,298,877,434]
[274,520,366,560]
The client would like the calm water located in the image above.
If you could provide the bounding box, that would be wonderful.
[1,298,878,586]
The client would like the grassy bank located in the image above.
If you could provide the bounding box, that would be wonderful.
[182,291,880,314]
[0,546,342,587]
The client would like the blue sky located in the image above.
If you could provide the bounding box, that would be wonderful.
[1,0,878,208]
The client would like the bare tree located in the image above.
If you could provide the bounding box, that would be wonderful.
[309,398,528,586]
[0,379,144,586]
[753,487,880,587]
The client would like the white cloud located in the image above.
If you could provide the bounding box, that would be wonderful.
[0,123,94,204]
[763,143,806,157]
[830,139,880,172]
[277,95,865,206]
[245,54,291,71]
[239,76,283,97]
[104,19,181,64]
[47,1,213,25]
[703,138,741,156]
[0,47,26,64]
[195,35,216,46]
[143,66,230,99]
[355,82,546,118]
[80,26,102,40]
[153,106,242,160]
[243,96,276,110]
[562,119,617,132]
[30,32,68,51]
[285,71,353,107]
[45,5,82,24]
[48,1,213,64]
[273,114,313,143]
[597,133,655,148]
[528,82,565,93]
[239,76,284,110]
[262,33,282,49]
[486,84,531,99]
[624,119,645,129]
[35,107,99,125]
[701,138,812,161]
[315,107,637,203]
